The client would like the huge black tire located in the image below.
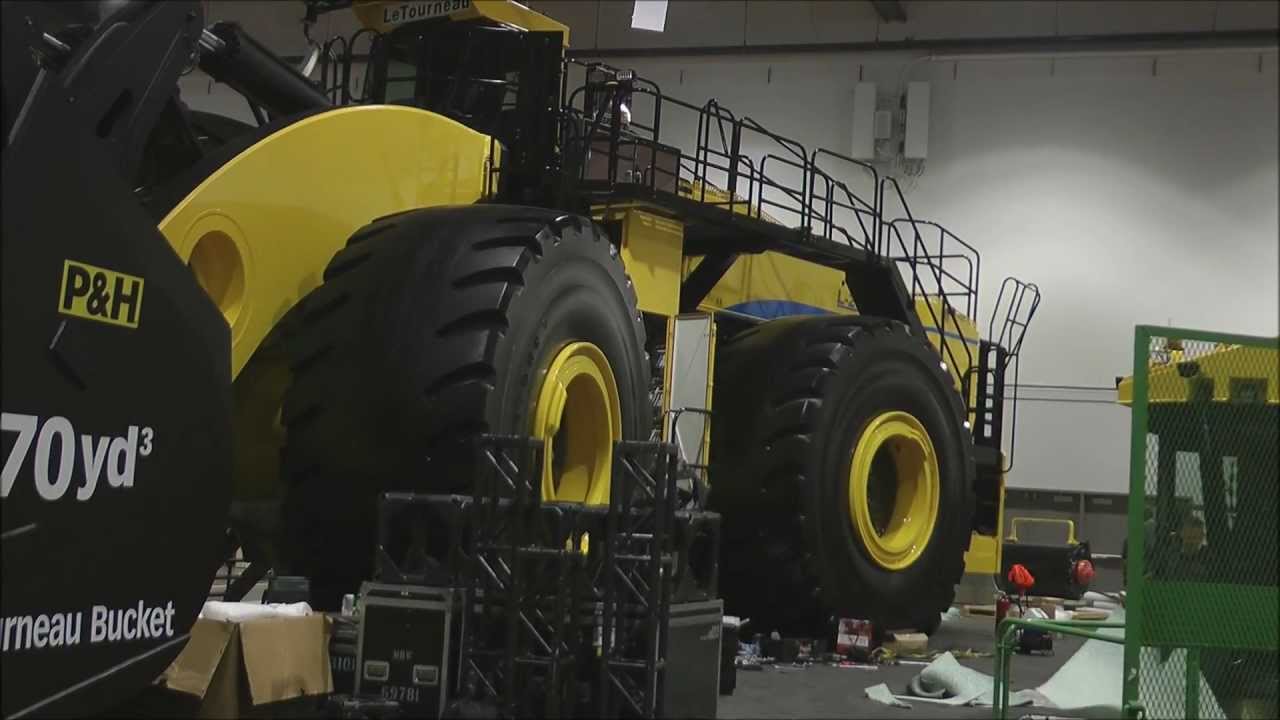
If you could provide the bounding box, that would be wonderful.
[278,205,649,608]
[709,315,975,634]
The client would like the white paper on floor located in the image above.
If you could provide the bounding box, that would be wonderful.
[888,652,1037,707]
[1029,608,1125,717]
[869,607,1229,715]
[865,682,912,709]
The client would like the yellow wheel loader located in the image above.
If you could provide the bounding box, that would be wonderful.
[1,1,1038,714]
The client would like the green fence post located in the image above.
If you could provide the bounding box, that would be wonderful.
[1185,647,1200,720]
[1124,326,1152,710]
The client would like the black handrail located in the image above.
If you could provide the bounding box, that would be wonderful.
[987,277,1041,472]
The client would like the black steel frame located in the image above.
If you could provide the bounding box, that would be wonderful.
[368,435,690,719]
[598,441,678,718]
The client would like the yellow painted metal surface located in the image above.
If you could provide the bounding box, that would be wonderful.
[158,105,494,378]
[916,296,982,411]
[848,410,941,571]
[702,316,717,472]
[611,208,683,317]
[1006,517,1078,545]
[661,315,675,439]
[1116,343,1279,406]
[679,181,779,223]
[532,341,620,505]
[963,532,1002,575]
[691,252,855,317]
[352,0,569,44]
[58,259,145,330]
[964,460,1006,575]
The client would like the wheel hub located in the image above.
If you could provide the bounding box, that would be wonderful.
[532,341,621,505]
[848,411,940,570]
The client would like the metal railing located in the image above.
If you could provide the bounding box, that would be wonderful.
[993,617,1130,719]
[559,63,990,380]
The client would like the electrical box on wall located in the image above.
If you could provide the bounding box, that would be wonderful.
[904,81,930,159]
[874,111,893,140]
[851,82,876,160]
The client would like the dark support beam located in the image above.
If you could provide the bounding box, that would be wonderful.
[565,29,1277,60]
[871,0,907,24]
[680,252,739,313]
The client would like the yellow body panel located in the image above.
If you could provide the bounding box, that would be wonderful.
[609,208,684,317]
[964,461,1006,574]
[353,0,569,44]
[964,533,1002,575]
[1116,343,1279,405]
[159,105,494,378]
[680,182,779,223]
[692,253,855,317]
[916,296,982,414]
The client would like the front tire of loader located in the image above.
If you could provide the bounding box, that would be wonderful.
[277,205,649,609]
[709,315,974,634]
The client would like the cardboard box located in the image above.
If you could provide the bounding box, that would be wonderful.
[161,614,333,718]
[883,631,929,656]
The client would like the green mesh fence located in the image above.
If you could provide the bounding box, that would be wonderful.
[1124,326,1279,720]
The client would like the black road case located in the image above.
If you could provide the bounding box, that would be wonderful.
[664,599,723,719]
[355,583,463,718]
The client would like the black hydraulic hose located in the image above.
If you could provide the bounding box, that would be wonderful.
[198,21,331,116]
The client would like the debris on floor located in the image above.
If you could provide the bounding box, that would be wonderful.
[882,630,928,656]
[864,682,912,709]
[894,651,1038,707]
[836,617,876,660]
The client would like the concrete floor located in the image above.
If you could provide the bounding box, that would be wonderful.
[718,613,1084,719]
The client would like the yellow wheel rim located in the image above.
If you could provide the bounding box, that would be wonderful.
[848,411,940,570]
[532,341,621,505]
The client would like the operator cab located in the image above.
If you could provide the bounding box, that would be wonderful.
[353,1,567,140]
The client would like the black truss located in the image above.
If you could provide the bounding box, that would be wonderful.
[372,435,707,719]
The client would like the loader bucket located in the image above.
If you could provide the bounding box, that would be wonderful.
[2,2,232,716]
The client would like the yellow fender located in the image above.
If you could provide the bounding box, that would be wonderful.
[158,105,495,378]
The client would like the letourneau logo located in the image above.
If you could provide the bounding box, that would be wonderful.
[382,0,470,25]
[58,259,143,329]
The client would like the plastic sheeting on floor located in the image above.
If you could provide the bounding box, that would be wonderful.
[864,682,913,709]
[882,652,1038,708]
[865,608,1227,718]
[1032,608,1225,719]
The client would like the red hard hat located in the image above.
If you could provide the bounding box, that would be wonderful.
[1073,559,1095,587]
[1007,563,1035,591]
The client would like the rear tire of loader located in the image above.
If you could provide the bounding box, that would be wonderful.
[277,205,649,609]
[709,315,974,634]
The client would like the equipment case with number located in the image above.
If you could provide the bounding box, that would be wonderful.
[354,583,463,718]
